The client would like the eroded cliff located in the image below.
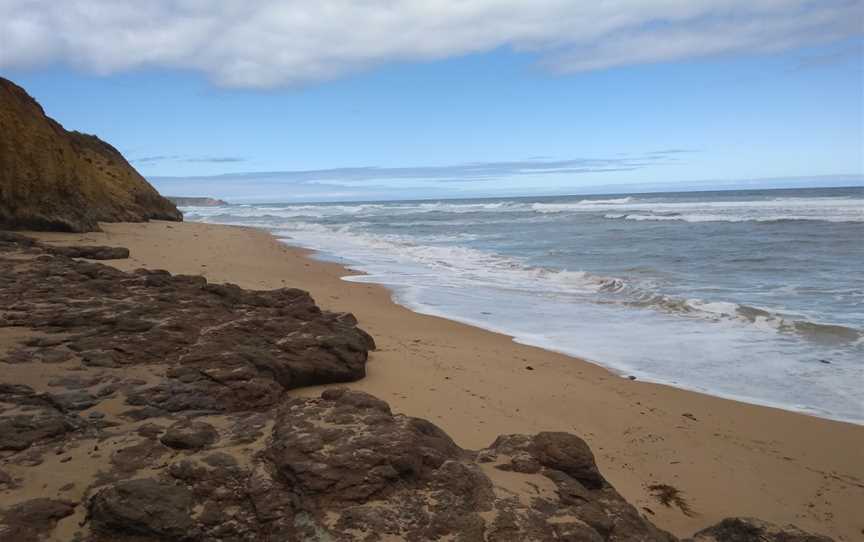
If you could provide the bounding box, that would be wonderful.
[0,77,181,232]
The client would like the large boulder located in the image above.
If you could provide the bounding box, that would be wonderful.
[160,420,219,450]
[0,77,181,232]
[89,479,195,540]
[0,498,75,540]
[268,388,465,503]
[0,409,74,451]
[0,383,77,451]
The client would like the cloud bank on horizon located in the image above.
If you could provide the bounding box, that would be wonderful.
[149,153,863,202]
[149,151,695,200]
[1,0,861,88]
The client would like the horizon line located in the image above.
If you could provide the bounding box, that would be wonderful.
[165,180,864,206]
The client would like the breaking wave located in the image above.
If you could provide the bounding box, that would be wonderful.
[262,222,863,345]
[182,194,864,223]
[604,212,864,223]
[184,186,864,422]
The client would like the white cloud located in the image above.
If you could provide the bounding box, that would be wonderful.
[1,0,861,87]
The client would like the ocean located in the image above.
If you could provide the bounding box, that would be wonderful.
[182,186,864,423]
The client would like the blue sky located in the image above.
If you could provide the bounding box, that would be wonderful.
[2,1,862,202]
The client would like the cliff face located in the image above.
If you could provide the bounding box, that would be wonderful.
[0,77,181,232]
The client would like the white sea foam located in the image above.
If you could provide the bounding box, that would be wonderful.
[183,194,864,223]
[195,201,863,344]
[184,189,864,423]
[264,221,863,345]
[327,250,864,423]
[605,212,864,223]
[594,196,864,222]
[531,197,636,213]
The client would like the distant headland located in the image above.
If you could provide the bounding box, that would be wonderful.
[166,196,229,207]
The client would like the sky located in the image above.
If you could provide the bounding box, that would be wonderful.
[1,1,862,202]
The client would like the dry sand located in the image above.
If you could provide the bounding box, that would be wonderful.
[27,221,864,540]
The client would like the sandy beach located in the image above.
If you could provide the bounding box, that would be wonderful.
[24,220,864,541]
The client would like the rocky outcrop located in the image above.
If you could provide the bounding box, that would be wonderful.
[80,388,676,541]
[0,77,182,232]
[0,231,130,260]
[43,244,130,260]
[266,388,676,541]
[689,517,834,542]
[0,233,374,419]
[0,498,75,540]
[0,406,75,451]
[89,479,195,540]
[0,236,835,541]
[81,389,836,542]
[159,420,218,450]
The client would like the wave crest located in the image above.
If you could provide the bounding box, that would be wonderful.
[263,221,864,345]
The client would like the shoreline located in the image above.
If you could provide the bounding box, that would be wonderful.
[324,255,862,426]
[30,220,864,540]
[197,199,864,428]
[234,222,863,426]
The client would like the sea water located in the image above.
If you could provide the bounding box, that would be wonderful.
[182,187,864,423]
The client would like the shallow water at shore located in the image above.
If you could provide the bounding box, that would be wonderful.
[183,186,864,423]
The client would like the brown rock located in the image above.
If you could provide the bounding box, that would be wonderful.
[0,409,73,451]
[45,390,101,412]
[532,431,603,489]
[160,420,218,450]
[0,498,75,541]
[0,467,14,488]
[691,517,834,542]
[0,77,181,232]
[136,423,165,439]
[45,245,130,260]
[0,241,374,416]
[88,479,195,540]
[0,231,37,247]
[269,389,463,503]
[265,389,675,541]
[77,388,838,542]
[85,389,679,541]
[110,440,169,476]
